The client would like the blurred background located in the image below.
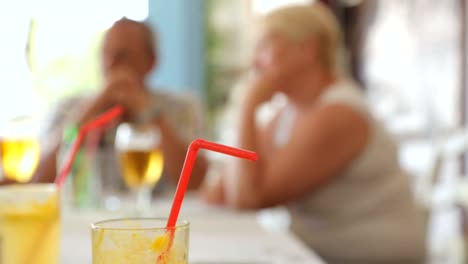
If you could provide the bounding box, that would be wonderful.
[1,0,468,261]
[0,0,463,173]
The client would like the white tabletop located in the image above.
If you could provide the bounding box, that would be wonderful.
[60,197,324,263]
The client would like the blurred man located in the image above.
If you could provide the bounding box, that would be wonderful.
[32,18,207,188]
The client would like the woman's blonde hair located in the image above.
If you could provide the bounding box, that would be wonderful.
[259,2,342,72]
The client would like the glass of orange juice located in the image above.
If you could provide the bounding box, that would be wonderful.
[0,184,60,264]
[91,218,189,264]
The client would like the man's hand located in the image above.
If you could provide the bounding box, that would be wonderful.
[101,67,150,118]
[76,67,151,125]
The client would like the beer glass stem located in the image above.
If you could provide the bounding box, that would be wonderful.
[135,187,152,216]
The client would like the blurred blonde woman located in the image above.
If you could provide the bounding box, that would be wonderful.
[202,3,427,263]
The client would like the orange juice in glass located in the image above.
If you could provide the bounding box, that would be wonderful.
[92,218,189,264]
[0,184,60,264]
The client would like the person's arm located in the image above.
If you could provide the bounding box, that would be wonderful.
[29,97,82,184]
[223,102,370,209]
[0,178,20,186]
[155,99,208,190]
[31,144,60,183]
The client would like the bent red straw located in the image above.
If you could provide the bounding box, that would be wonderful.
[55,106,124,188]
[166,139,257,228]
[157,139,257,262]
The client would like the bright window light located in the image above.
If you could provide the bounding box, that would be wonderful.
[34,0,148,30]
[0,0,149,123]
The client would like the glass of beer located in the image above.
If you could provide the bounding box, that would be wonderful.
[0,116,40,183]
[0,184,60,264]
[115,123,163,215]
[92,218,189,264]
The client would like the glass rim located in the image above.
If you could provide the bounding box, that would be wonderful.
[0,183,57,192]
[91,218,190,231]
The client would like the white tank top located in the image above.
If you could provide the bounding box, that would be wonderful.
[275,80,427,263]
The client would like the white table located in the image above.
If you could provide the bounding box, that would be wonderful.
[60,197,324,263]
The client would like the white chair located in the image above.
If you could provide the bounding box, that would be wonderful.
[418,130,468,264]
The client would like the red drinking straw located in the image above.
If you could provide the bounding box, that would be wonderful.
[166,139,257,228]
[157,139,257,262]
[55,106,124,188]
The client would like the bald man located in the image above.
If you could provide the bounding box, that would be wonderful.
[31,18,207,190]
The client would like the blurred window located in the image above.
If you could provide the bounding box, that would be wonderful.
[0,0,148,124]
[364,0,461,138]
[363,0,462,178]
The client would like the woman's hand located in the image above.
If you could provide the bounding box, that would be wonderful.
[246,46,303,108]
[244,72,281,110]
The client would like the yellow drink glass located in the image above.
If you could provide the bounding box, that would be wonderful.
[0,184,60,264]
[92,218,189,264]
[0,137,40,182]
[115,123,164,215]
